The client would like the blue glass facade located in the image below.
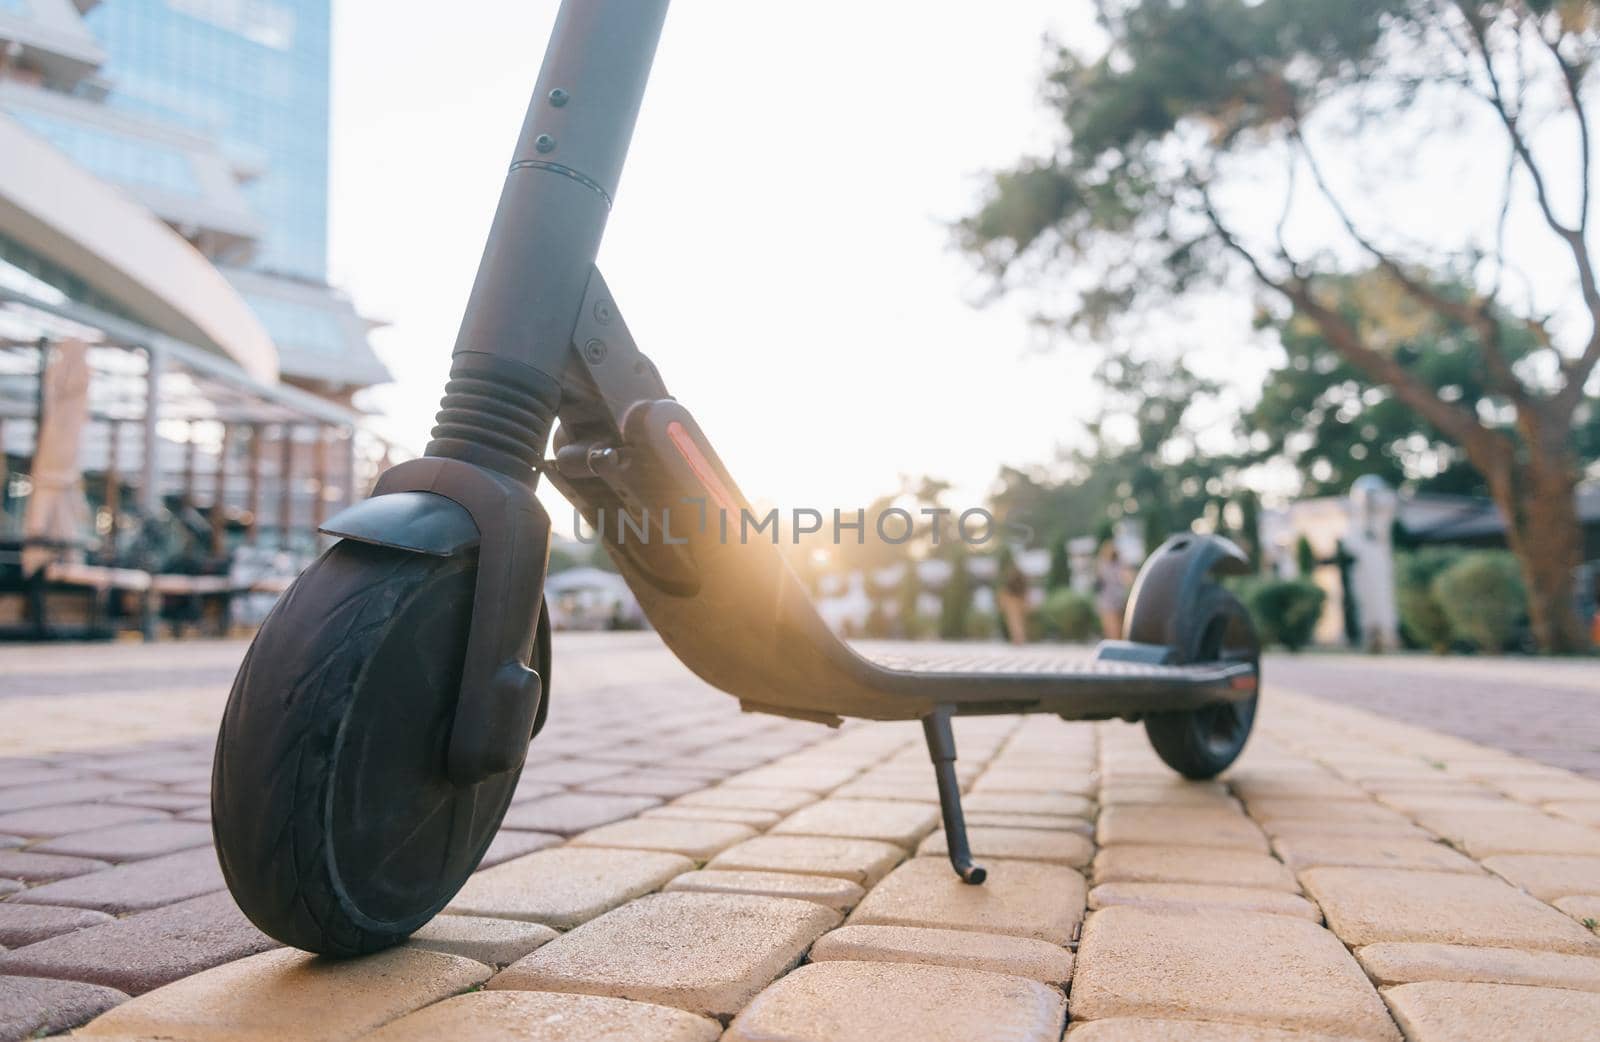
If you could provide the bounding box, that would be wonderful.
[85,0,331,281]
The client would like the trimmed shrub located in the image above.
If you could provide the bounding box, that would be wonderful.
[1242,579,1326,651]
[1395,547,1463,652]
[1432,551,1527,653]
[1040,587,1100,642]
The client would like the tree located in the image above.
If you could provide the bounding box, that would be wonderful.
[960,0,1599,651]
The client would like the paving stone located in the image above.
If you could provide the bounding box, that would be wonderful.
[672,786,816,814]
[478,828,562,869]
[918,825,1094,867]
[1555,894,1600,926]
[708,835,904,888]
[0,891,276,995]
[723,765,858,793]
[447,847,692,930]
[568,818,756,861]
[9,846,223,913]
[849,856,1086,944]
[1066,1019,1374,1042]
[1301,866,1600,954]
[1262,819,1433,842]
[358,990,722,1042]
[111,790,212,812]
[1383,980,1600,1042]
[0,878,19,896]
[500,793,662,835]
[1097,806,1269,852]
[1414,808,1600,857]
[0,902,115,946]
[581,771,710,800]
[0,975,127,1040]
[1546,801,1600,828]
[664,868,864,911]
[965,811,1092,834]
[0,802,166,837]
[972,774,1097,800]
[1245,799,1412,825]
[1070,906,1399,1040]
[0,779,136,813]
[1481,853,1600,900]
[723,959,1066,1042]
[641,805,783,828]
[77,946,491,1041]
[830,778,941,802]
[1092,844,1299,891]
[770,798,939,849]
[1271,834,1481,874]
[518,759,629,786]
[809,923,1074,985]
[403,914,556,967]
[33,821,213,861]
[1101,784,1240,809]
[0,848,111,882]
[963,791,1096,817]
[0,834,19,849]
[1357,941,1600,993]
[1089,882,1320,920]
[489,891,838,1020]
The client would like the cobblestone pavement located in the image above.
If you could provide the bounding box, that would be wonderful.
[1266,653,1600,779]
[1,635,1599,1040]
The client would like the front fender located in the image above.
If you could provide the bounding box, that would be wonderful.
[319,491,480,557]
[1124,534,1250,659]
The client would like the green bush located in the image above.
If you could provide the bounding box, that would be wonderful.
[1395,547,1463,651]
[1039,587,1101,642]
[1241,578,1326,651]
[1432,551,1526,653]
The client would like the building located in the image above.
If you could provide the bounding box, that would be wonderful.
[0,0,395,633]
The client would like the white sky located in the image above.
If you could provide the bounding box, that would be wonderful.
[326,2,1594,533]
[326,1,1124,526]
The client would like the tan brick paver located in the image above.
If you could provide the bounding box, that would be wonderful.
[663,868,865,910]
[11,638,1600,1039]
[1069,906,1401,1040]
[723,961,1067,1042]
[446,846,692,930]
[847,856,1087,943]
[488,891,838,1019]
[1356,941,1600,992]
[76,947,490,1041]
[357,990,722,1042]
[808,923,1075,984]
[1383,980,1600,1041]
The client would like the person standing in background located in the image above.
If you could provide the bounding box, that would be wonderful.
[1096,539,1130,640]
[996,556,1029,645]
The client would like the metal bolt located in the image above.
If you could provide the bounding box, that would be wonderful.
[548,88,569,107]
[583,338,607,363]
[534,134,556,154]
[593,300,615,324]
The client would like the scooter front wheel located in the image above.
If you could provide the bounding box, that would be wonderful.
[211,540,525,956]
[1142,583,1259,779]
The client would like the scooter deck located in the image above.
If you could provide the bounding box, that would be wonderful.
[549,400,1257,727]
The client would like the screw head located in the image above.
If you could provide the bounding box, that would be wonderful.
[593,300,615,324]
[534,134,556,154]
[548,88,569,107]
[583,338,607,363]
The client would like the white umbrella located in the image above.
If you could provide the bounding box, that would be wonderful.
[22,338,92,577]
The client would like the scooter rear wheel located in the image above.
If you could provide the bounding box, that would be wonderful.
[211,540,526,956]
[1143,583,1259,779]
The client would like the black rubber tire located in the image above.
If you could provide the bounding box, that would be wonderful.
[211,540,524,956]
[1143,583,1260,780]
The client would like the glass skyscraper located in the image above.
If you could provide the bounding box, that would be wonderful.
[86,0,332,282]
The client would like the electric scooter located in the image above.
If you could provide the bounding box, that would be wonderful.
[211,0,1261,957]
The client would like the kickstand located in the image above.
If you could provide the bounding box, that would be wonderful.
[922,705,987,885]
